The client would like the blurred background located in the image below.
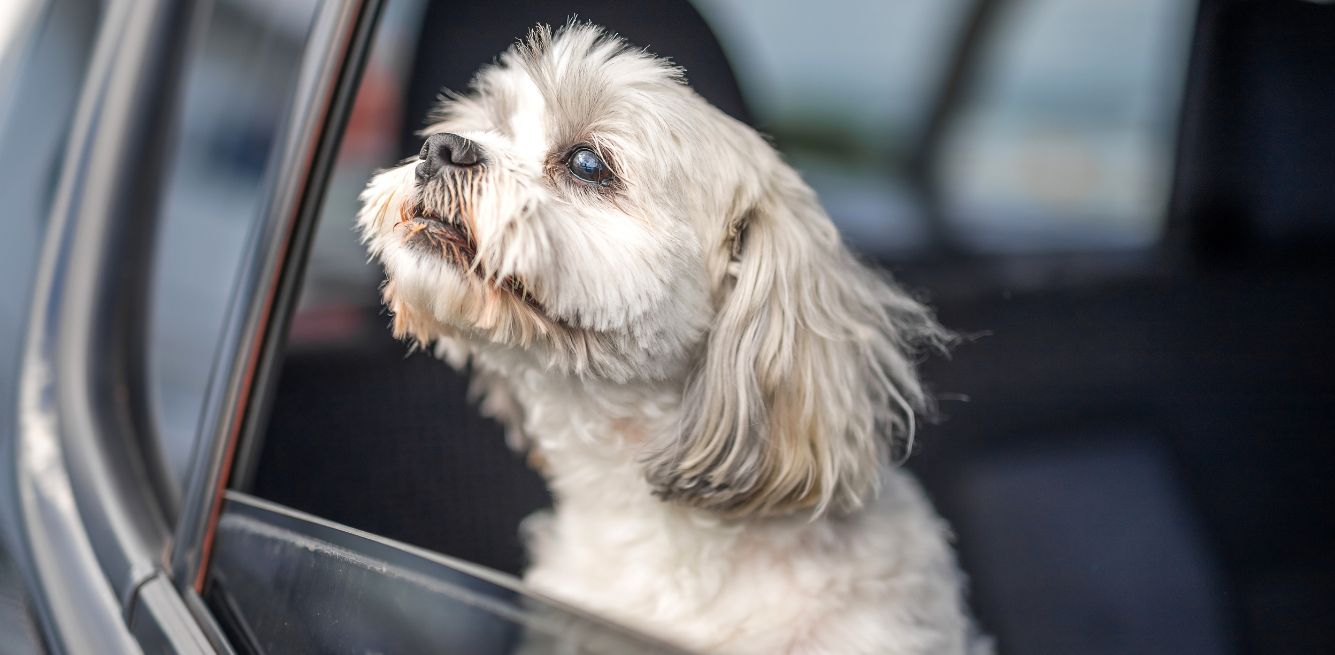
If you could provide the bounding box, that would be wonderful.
[2,1,1332,653]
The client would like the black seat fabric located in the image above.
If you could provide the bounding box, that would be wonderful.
[912,2,1335,653]
[398,0,751,157]
[1165,7,1335,647]
[254,327,552,576]
[1171,0,1335,258]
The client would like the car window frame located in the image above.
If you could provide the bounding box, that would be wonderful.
[167,0,378,607]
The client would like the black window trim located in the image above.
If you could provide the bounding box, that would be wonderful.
[167,0,379,628]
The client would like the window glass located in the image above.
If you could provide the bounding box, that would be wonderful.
[691,0,969,256]
[147,0,322,514]
[206,492,684,655]
[691,0,1194,257]
[937,0,1195,252]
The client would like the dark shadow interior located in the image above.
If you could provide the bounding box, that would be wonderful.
[251,1,1335,653]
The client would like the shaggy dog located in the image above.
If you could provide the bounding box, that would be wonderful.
[358,23,987,655]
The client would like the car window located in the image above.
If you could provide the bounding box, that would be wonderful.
[692,0,1195,258]
[937,0,1195,253]
[240,0,1197,621]
[182,2,1335,654]
[146,0,323,516]
[691,0,970,256]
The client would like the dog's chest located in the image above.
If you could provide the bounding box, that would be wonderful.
[522,503,835,652]
[519,470,977,655]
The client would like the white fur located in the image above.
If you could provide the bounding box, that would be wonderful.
[358,23,989,655]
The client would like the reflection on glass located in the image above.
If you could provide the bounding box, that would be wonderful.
[209,493,687,655]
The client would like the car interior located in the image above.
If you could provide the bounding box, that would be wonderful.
[239,1,1335,654]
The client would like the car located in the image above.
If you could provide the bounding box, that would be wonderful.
[1,0,1331,653]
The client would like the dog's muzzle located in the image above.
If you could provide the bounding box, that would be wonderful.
[416,132,483,181]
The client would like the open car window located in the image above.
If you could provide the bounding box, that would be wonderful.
[221,0,1207,653]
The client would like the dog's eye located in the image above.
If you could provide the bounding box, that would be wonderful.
[567,148,613,186]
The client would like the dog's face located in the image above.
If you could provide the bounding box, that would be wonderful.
[360,24,946,517]
[359,25,730,381]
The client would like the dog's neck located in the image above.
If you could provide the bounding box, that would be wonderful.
[465,344,695,512]
[525,374,675,502]
[461,342,922,626]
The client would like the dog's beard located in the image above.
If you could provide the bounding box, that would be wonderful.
[362,164,662,381]
[360,161,708,384]
[361,165,551,343]
[400,212,475,267]
[395,169,541,310]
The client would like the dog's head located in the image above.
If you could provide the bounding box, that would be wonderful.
[359,23,948,518]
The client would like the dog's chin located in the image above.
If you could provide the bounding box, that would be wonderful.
[401,213,477,269]
[379,215,574,365]
[394,207,540,311]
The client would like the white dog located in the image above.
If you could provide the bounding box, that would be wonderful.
[358,23,988,655]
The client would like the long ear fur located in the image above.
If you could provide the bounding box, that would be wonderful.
[644,164,949,518]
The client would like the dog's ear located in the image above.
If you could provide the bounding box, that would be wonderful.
[643,163,949,518]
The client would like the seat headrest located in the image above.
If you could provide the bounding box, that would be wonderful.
[398,0,750,158]
[1170,0,1335,257]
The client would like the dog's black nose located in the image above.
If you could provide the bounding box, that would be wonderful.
[416,132,481,181]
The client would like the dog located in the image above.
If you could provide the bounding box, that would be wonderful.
[358,22,988,655]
